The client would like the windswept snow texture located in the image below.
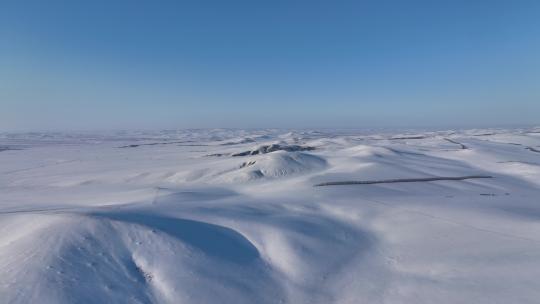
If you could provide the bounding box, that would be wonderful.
[1,128,540,303]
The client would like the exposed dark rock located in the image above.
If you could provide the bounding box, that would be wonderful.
[389,136,426,140]
[220,138,256,146]
[240,161,257,168]
[314,175,493,187]
[118,141,207,148]
[206,153,227,157]
[0,146,21,152]
[497,160,540,165]
[385,148,425,156]
[232,144,315,157]
[444,138,468,149]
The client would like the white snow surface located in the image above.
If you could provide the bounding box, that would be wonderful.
[1,127,540,303]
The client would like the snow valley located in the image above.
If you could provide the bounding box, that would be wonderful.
[1,127,540,303]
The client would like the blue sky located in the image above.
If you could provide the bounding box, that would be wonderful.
[1,0,539,131]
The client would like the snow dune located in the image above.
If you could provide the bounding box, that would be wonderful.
[1,128,540,303]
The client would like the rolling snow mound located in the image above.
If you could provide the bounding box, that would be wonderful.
[217,151,327,182]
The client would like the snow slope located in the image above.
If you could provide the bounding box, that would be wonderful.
[1,127,540,303]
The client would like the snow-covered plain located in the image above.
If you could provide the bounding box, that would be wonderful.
[1,127,540,303]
